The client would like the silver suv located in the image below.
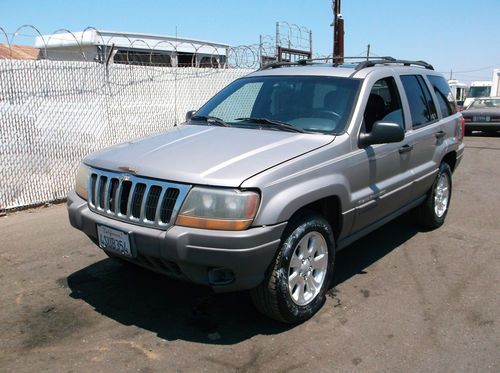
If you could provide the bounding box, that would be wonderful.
[68,58,465,323]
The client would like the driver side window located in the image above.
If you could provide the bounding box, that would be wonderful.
[362,77,404,133]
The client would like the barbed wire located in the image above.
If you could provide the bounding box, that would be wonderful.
[0,24,321,211]
[276,21,311,51]
[0,25,273,69]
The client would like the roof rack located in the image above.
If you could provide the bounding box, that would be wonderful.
[354,58,434,71]
[259,56,434,71]
[258,60,308,70]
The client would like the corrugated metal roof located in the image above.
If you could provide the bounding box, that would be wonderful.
[0,44,39,60]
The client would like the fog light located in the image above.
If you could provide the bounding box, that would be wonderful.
[208,268,235,285]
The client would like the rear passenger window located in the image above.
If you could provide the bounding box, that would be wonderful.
[401,75,438,128]
[427,75,457,117]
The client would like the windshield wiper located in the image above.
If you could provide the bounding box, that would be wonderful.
[190,115,230,127]
[235,117,305,133]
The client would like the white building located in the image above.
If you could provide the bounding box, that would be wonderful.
[34,29,229,67]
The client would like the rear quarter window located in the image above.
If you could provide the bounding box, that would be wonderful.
[427,75,457,117]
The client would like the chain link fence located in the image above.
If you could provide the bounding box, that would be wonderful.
[0,59,252,210]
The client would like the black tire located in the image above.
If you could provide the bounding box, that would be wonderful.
[250,212,335,323]
[416,162,452,229]
[465,129,472,136]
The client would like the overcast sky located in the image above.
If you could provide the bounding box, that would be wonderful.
[1,0,498,83]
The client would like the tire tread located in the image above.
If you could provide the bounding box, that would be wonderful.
[416,162,452,229]
[251,211,334,323]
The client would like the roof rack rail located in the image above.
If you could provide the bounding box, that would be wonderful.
[258,61,303,70]
[313,56,396,64]
[259,56,434,71]
[259,56,396,70]
[355,58,434,71]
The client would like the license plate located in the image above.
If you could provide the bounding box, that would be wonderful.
[474,116,489,122]
[97,225,132,257]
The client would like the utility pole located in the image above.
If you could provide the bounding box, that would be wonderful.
[332,0,344,64]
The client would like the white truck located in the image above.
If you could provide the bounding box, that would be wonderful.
[463,80,492,108]
[491,68,500,97]
[448,79,467,106]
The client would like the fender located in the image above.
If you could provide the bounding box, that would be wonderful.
[255,174,350,225]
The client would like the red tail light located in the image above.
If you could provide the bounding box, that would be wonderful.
[459,116,465,140]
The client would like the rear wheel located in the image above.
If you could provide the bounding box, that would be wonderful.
[416,162,452,229]
[251,212,335,323]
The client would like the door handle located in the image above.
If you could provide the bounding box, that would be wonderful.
[435,130,445,139]
[398,144,413,154]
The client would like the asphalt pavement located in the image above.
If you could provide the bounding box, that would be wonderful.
[0,134,499,372]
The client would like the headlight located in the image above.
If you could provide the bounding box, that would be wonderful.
[176,187,260,230]
[75,163,91,200]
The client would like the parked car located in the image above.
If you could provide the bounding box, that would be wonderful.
[68,58,465,323]
[462,97,500,135]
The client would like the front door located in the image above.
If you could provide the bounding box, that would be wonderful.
[348,76,414,233]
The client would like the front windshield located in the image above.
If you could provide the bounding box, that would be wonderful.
[468,86,491,98]
[193,75,361,134]
[470,98,500,109]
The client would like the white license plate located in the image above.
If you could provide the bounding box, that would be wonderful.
[474,116,489,122]
[97,225,132,257]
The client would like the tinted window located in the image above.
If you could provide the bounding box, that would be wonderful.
[401,75,438,128]
[469,98,500,109]
[196,76,361,134]
[363,77,404,133]
[468,86,491,98]
[428,75,457,117]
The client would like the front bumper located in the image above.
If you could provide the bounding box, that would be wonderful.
[67,190,286,292]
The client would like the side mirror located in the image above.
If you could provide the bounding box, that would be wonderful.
[185,110,196,121]
[359,121,404,147]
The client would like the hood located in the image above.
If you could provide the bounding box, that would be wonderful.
[85,125,334,187]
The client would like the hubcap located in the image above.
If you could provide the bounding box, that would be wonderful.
[287,231,328,306]
[434,172,450,218]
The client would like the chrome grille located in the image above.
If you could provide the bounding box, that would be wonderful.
[88,168,190,230]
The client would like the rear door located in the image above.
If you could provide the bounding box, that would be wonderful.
[398,74,442,199]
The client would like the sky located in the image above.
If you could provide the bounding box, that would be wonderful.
[0,0,499,83]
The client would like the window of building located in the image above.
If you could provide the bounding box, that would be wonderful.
[113,49,172,66]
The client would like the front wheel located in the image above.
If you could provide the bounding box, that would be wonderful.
[251,212,335,323]
[416,162,452,229]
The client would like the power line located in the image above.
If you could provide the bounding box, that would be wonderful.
[438,64,499,74]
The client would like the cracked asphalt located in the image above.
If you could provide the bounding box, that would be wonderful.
[1,134,499,372]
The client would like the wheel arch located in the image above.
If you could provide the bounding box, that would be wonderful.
[442,151,457,172]
[286,196,343,242]
[253,175,349,243]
